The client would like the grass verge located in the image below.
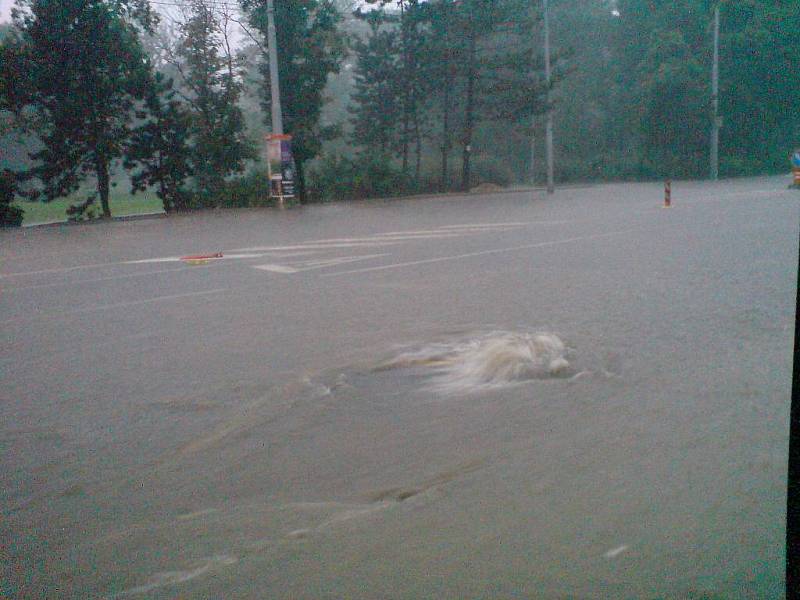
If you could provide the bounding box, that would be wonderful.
[14,191,164,225]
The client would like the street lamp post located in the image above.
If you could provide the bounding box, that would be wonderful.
[266,0,283,135]
[543,0,554,194]
[710,5,720,181]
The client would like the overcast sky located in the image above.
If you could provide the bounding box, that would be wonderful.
[1,0,12,23]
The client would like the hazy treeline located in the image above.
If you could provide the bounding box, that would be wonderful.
[0,0,797,224]
[331,0,797,195]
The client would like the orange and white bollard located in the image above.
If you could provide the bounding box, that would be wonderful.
[664,180,671,208]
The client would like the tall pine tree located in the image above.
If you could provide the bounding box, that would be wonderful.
[177,0,254,205]
[124,72,193,212]
[349,9,401,159]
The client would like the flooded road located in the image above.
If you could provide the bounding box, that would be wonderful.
[1,177,796,598]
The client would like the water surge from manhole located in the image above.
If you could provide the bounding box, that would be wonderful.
[376,331,572,392]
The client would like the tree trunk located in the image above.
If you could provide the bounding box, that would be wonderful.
[414,111,421,188]
[461,27,476,192]
[399,2,409,176]
[529,116,536,185]
[96,156,111,218]
[440,63,452,192]
[296,158,306,203]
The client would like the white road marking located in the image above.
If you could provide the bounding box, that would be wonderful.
[1,288,228,325]
[124,256,184,264]
[299,231,460,243]
[323,230,631,277]
[234,241,403,252]
[62,288,229,315]
[125,252,268,265]
[233,223,534,253]
[218,253,267,260]
[253,254,389,274]
[119,251,307,265]
[439,222,532,228]
[604,545,628,558]
[3,265,207,291]
[253,264,299,273]
[0,261,132,278]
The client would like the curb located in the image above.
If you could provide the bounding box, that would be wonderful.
[17,184,596,229]
[333,183,596,205]
[22,211,166,229]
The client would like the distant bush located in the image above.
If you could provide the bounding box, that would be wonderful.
[217,170,274,208]
[556,151,647,183]
[0,170,24,228]
[308,155,405,202]
[185,170,275,209]
[470,156,514,187]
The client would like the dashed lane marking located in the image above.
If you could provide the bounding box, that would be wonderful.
[322,230,632,277]
[0,288,228,325]
[233,222,535,253]
[3,265,206,292]
[0,223,538,279]
[253,254,389,274]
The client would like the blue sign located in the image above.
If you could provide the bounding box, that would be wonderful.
[792,150,800,168]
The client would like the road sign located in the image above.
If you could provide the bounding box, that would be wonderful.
[791,149,800,169]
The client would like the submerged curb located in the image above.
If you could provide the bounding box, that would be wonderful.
[22,211,166,229]
[17,184,594,229]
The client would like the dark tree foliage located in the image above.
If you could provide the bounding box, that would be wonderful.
[1,0,157,218]
[424,0,459,190]
[124,73,193,212]
[0,169,24,227]
[359,0,430,183]
[716,0,799,173]
[452,0,552,189]
[613,0,800,177]
[349,0,550,191]
[177,0,254,205]
[241,0,347,202]
[349,10,401,160]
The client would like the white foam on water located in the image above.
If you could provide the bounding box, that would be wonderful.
[378,331,573,393]
[107,555,237,598]
[604,544,629,558]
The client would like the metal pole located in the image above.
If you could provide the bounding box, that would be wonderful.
[528,2,536,191]
[710,5,719,181]
[543,0,554,194]
[530,118,536,187]
[266,0,283,135]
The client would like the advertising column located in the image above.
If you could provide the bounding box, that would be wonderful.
[266,133,295,206]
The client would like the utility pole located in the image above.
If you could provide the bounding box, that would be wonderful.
[528,2,536,190]
[266,0,283,135]
[710,4,720,180]
[543,0,554,194]
[530,119,536,187]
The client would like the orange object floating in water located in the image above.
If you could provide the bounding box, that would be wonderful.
[181,252,223,264]
[181,252,223,261]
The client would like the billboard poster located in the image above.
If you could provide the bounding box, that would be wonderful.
[267,138,281,179]
[280,139,295,198]
[266,134,295,199]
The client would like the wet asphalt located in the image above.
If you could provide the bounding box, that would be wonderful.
[1,176,797,598]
